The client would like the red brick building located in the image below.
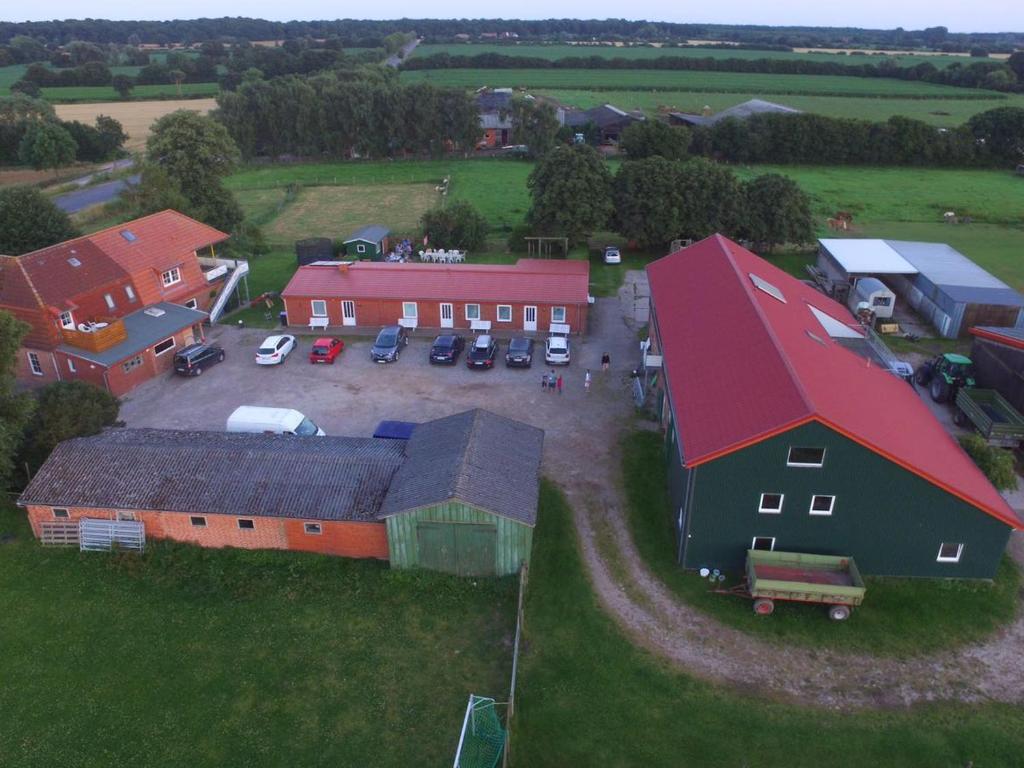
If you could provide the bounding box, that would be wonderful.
[281,259,591,335]
[0,210,228,394]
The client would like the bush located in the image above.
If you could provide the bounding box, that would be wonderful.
[507,222,532,252]
[420,200,489,251]
[958,434,1018,491]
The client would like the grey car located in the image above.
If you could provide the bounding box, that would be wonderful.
[371,325,409,363]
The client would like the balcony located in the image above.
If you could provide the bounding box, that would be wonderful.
[60,317,128,353]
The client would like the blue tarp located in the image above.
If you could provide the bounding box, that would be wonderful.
[373,421,417,440]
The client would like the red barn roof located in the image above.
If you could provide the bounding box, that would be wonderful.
[648,235,1018,528]
[282,259,591,305]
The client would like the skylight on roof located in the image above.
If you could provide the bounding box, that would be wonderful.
[805,329,827,346]
[67,257,81,267]
[120,230,138,242]
[143,307,166,317]
[749,273,786,303]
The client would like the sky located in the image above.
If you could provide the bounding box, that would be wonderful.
[7,1,1024,34]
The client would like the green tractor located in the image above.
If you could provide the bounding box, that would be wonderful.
[914,353,976,403]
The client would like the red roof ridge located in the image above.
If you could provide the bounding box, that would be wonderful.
[14,256,45,309]
[970,326,1024,351]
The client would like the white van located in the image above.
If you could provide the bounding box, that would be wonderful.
[226,406,326,436]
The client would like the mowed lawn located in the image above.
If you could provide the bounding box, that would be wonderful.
[41,82,219,102]
[0,505,516,768]
[539,88,1024,126]
[514,481,1024,767]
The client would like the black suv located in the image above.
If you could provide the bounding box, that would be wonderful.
[173,343,225,376]
[429,334,465,365]
[466,335,498,369]
[371,325,409,363]
[505,337,535,368]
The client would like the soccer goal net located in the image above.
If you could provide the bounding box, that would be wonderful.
[453,695,506,768]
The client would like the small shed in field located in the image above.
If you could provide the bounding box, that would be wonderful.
[379,409,544,576]
[344,225,390,259]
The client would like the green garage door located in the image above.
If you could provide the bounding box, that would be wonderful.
[416,523,496,576]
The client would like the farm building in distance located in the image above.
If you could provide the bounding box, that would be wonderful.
[0,210,233,395]
[646,235,1020,579]
[344,225,390,259]
[668,98,801,127]
[20,409,543,577]
[969,326,1024,416]
[282,258,590,334]
[817,239,1024,338]
[475,87,517,148]
[561,103,645,143]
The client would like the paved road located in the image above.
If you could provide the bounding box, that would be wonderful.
[54,173,140,214]
[386,37,420,68]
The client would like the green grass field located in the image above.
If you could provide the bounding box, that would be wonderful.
[0,504,515,768]
[40,81,219,102]
[412,43,975,68]
[402,68,1000,99]
[540,88,1024,126]
[620,431,1021,656]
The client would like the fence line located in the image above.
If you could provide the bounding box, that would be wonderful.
[503,562,529,768]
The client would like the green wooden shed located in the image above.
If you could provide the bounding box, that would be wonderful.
[344,224,390,260]
[378,409,543,576]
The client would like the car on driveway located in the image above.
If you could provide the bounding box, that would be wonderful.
[466,335,498,369]
[545,334,571,365]
[255,334,296,366]
[505,337,535,368]
[371,325,409,363]
[173,343,225,377]
[603,246,622,264]
[309,337,344,364]
[429,334,465,365]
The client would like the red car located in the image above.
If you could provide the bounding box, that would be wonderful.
[309,337,344,364]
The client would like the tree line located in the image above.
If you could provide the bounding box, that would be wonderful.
[0,95,126,166]
[403,52,1021,92]
[215,73,481,159]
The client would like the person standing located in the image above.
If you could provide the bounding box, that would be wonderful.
[601,352,610,372]
[541,371,549,391]
[550,370,557,393]
[556,374,563,395]
[584,369,592,392]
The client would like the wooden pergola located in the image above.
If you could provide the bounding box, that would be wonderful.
[524,236,569,259]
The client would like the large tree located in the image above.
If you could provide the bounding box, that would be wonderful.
[967,107,1024,166]
[739,173,813,252]
[420,201,489,251]
[17,120,77,173]
[508,96,559,159]
[612,158,688,249]
[674,158,742,241]
[619,119,690,161]
[0,311,35,489]
[527,144,613,245]
[0,186,78,255]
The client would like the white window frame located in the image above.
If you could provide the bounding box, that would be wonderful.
[496,305,512,322]
[27,352,43,376]
[936,543,964,563]
[304,523,322,535]
[551,306,567,324]
[809,495,835,516]
[751,536,776,551]
[124,285,137,301]
[115,511,136,521]
[190,516,207,527]
[59,310,75,329]
[153,337,175,356]
[237,518,255,530]
[52,508,70,519]
[104,293,115,310]
[184,298,198,310]
[787,446,826,468]
[356,244,366,254]
[161,266,182,287]
[311,299,328,317]
[67,358,76,374]
[465,303,481,321]
[758,493,784,514]
[402,302,418,319]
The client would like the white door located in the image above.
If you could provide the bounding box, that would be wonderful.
[524,305,537,332]
[440,303,454,328]
[342,300,356,327]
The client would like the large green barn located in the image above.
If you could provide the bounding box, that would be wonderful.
[647,236,1020,579]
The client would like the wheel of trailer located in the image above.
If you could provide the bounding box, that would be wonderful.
[828,604,851,621]
[753,598,775,616]
[953,408,968,427]
[915,367,931,386]
[930,378,950,403]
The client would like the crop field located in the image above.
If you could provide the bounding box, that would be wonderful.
[401,68,999,99]
[412,43,971,68]
[41,81,219,103]
[540,88,1024,126]
[54,98,217,151]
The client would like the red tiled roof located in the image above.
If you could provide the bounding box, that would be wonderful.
[282,259,591,304]
[648,235,1019,528]
[0,256,41,309]
[18,238,127,307]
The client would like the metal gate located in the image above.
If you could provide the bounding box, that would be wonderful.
[79,518,145,552]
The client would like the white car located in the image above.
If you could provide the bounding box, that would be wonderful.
[255,334,297,365]
[603,246,622,264]
[545,335,571,365]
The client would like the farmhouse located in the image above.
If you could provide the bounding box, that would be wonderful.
[475,87,517,149]
[0,210,229,394]
[818,239,1024,338]
[668,98,801,127]
[562,103,645,143]
[282,258,590,334]
[344,225,391,259]
[20,409,543,576]
[647,235,1020,579]
[969,326,1024,416]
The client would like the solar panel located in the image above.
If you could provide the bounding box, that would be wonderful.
[67,257,81,267]
[749,273,786,303]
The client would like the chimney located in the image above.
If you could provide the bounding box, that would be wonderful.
[338,262,349,274]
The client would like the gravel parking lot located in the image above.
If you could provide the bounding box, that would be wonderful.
[119,298,640,469]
